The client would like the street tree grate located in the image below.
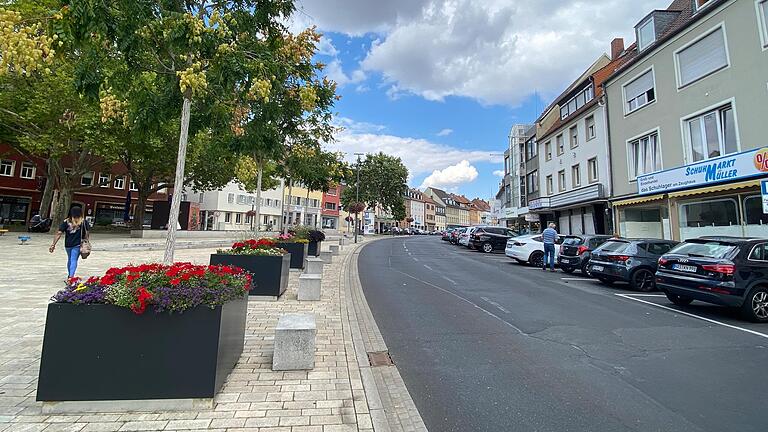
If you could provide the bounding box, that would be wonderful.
[368,351,394,367]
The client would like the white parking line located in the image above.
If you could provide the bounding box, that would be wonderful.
[616,294,768,340]
[442,276,458,285]
[481,296,510,314]
[423,264,434,271]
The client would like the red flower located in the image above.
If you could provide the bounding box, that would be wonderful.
[169,278,181,286]
[130,286,153,315]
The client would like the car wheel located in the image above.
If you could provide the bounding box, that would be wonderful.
[581,260,592,277]
[597,277,614,286]
[561,266,575,274]
[482,242,493,253]
[666,292,693,307]
[631,269,656,292]
[529,251,544,268]
[741,286,768,323]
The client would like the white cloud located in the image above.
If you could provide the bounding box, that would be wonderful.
[316,36,339,56]
[324,60,366,87]
[420,160,479,189]
[436,128,453,137]
[296,0,669,105]
[493,170,504,178]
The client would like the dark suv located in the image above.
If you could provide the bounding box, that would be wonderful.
[589,238,678,291]
[469,227,518,253]
[656,237,768,322]
[558,235,613,275]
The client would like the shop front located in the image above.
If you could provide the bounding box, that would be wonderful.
[547,184,609,236]
[615,148,768,241]
[0,196,31,225]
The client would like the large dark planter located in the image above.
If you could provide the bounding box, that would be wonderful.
[307,240,321,257]
[276,242,309,269]
[37,295,247,402]
[210,253,290,297]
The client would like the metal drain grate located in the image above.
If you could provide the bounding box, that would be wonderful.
[367,351,394,367]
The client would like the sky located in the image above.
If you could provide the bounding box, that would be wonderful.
[290,0,670,200]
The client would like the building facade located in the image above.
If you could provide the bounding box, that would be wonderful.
[196,180,284,231]
[423,195,438,231]
[284,182,323,228]
[604,0,768,241]
[321,185,340,229]
[423,187,469,228]
[500,124,534,229]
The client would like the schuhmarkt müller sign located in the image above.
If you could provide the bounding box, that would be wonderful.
[637,147,768,195]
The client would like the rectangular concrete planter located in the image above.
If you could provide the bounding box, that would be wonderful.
[36,295,247,405]
[210,254,290,298]
[276,242,309,269]
[307,240,321,257]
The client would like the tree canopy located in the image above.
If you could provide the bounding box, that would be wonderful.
[341,152,408,221]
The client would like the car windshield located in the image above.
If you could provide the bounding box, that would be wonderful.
[597,241,632,253]
[563,237,583,246]
[669,241,738,259]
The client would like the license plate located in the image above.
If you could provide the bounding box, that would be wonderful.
[563,258,574,263]
[591,265,604,272]
[673,264,697,273]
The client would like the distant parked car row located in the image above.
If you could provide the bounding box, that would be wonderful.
[438,227,768,323]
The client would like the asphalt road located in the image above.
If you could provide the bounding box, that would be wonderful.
[358,236,768,432]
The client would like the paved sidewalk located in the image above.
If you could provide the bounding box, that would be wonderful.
[0,235,415,432]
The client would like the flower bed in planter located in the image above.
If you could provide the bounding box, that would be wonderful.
[37,263,250,407]
[275,233,309,269]
[291,227,325,257]
[211,239,290,298]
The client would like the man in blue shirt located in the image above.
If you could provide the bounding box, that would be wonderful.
[542,222,558,272]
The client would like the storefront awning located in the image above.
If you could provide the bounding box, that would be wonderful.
[667,179,763,199]
[612,194,666,207]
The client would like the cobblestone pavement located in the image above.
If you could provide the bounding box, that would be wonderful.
[0,234,419,432]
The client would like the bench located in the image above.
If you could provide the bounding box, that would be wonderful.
[0,229,8,236]
[297,273,321,301]
[272,314,316,371]
[18,235,31,245]
[304,257,324,276]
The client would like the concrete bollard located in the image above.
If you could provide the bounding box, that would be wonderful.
[329,244,340,256]
[273,314,316,371]
[320,250,333,264]
[339,237,346,246]
[305,257,324,275]
[298,273,321,301]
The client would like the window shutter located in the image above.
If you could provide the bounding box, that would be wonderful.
[678,28,727,86]
[624,70,654,101]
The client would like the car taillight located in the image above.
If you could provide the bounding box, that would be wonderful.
[609,255,630,263]
[577,245,589,255]
[702,264,735,276]
[658,257,668,266]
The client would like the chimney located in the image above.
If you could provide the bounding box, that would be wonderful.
[611,38,625,60]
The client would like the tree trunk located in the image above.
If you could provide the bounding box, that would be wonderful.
[284,179,293,234]
[254,162,262,236]
[305,188,310,227]
[132,191,148,231]
[164,95,192,265]
[38,159,55,219]
[53,182,72,225]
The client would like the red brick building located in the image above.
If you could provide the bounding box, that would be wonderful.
[0,144,169,226]
[321,185,340,229]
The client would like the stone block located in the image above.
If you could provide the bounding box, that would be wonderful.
[273,314,316,371]
[298,273,322,301]
[305,257,325,275]
[339,237,346,246]
[320,250,333,264]
[329,244,340,256]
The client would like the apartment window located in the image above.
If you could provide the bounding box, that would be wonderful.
[198,193,204,203]
[685,104,738,162]
[237,194,247,205]
[326,188,337,195]
[245,214,253,224]
[759,0,768,48]
[224,212,231,223]
[559,84,594,119]
[624,69,656,113]
[294,197,301,206]
[20,162,35,179]
[235,213,242,224]
[0,160,14,177]
[129,180,138,191]
[585,116,596,141]
[572,164,581,187]
[98,173,110,188]
[569,126,578,149]
[628,132,661,179]
[526,140,537,160]
[558,170,566,192]
[504,156,510,175]
[694,0,714,12]
[81,172,94,187]
[588,158,599,183]
[637,19,655,51]
[325,202,337,210]
[546,175,554,195]
[676,27,728,88]
[545,141,552,161]
[556,135,564,156]
[311,199,319,208]
[274,199,280,208]
[526,170,538,194]
[114,176,125,189]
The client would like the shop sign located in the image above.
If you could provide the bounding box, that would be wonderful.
[762,180,768,214]
[637,148,768,195]
[524,213,539,222]
[528,198,550,210]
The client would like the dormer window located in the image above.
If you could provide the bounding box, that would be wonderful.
[637,18,656,51]
[559,84,594,120]
[694,0,713,12]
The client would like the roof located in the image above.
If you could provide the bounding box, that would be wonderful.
[422,195,440,206]
[471,198,491,211]
[426,187,462,208]
[451,194,471,205]
[604,0,729,85]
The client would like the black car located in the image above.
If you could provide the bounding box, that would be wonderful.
[656,237,768,322]
[469,227,518,253]
[557,235,613,275]
[589,238,678,291]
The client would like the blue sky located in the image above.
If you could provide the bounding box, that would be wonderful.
[293,0,669,200]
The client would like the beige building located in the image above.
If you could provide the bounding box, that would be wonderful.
[423,187,470,228]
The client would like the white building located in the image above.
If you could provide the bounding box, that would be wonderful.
[500,124,533,229]
[195,180,285,231]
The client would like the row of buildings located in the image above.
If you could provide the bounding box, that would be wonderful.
[395,188,491,232]
[497,0,768,242]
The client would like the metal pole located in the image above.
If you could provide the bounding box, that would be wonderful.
[354,154,362,244]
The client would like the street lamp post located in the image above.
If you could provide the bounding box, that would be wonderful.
[354,153,364,244]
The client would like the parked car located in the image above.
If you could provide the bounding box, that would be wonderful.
[450,228,465,245]
[459,227,478,247]
[469,227,518,253]
[656,237,768,322]
[558,235,613,276]
[505,234,562,267]
[589,238,678,291]
[441,230,452,241]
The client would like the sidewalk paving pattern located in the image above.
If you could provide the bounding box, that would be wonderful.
[0,234,425,432]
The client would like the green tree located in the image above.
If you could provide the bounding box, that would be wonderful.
[341,152,408,221]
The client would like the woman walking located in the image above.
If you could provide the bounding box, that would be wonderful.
[49,206,90,279]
